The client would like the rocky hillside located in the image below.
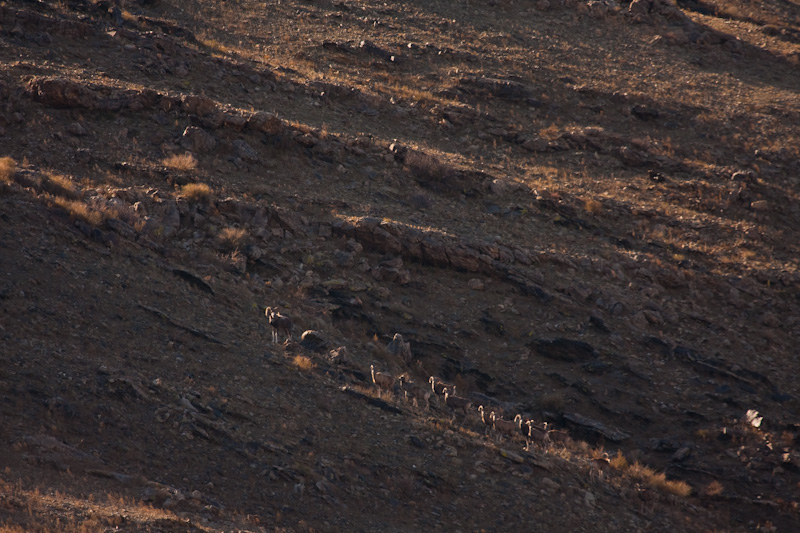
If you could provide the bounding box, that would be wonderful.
[1,0,799,531]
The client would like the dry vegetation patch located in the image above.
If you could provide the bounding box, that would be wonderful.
[0,157,16,183]
[162,152,198,172]
[180,182,213,202]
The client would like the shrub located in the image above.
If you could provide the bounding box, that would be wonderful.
[181,182,213,202]
[628,461,692,497]
[584,198,603,215]
[703,480,724,497]
[217,226,247,250]
[0,157,17,183]
[51,196,103,225]
[293,355,314,372]
[405,150,454,188]
[609,450,628,470]
[162,153,197,171]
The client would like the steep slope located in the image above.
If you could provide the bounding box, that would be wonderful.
[1,0,799,530]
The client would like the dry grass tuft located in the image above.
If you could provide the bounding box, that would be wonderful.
[162,153,198,171]
[626,461,692,497]
[609,450,628,470]
[405,150,455,188]
[702,480,724,497]
[199,36,232,55]
[584,198,603,215]
[293,355,315,371]
[0,157,16,183]
[181,182,213,202]
[51,196,104,225]
[43,173,81,200]
[217,226,248,250]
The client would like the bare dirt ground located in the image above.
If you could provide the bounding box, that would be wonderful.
[1,0,800,531]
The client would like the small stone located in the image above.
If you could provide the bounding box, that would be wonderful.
[672,446,692,462]
[499,448,525,463]
[584,490,596,507]
[467,278,485,291]
[181,126,216,152]
[181,95,217,117]
[750,200,769,211]
[322,279,348,289]
[243,244,263,260]
[67,122,87,136]
[232,139,260,163]
[631,311,649,330]
[642,309,663,325]
[248,112,283,134]
[175,64,190,78]
[347,239,363,253]
[106,218,137,240]
[490,179,511,194]
[75,148,91,164]
[540,477,559,492]
[333,250,354,267]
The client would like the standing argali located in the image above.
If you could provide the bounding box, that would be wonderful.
[370,365,395,392]
[387,333,413,365]
[429,376,456,407]
[398,374,431,410]
[443,388,472,425]
[265,307,293,344]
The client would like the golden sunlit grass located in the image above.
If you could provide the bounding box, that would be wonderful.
[162,153,197,172]
[51,196,104,225]
[217,226,247,250]
[42,173,81,200]
[0,478,185,533]
[199,35,232,55]
[702,480,725,497]
[584,198,603,215]
[538,123,561,140]
[292,355,314,371]
[609,450,629,470]
[181,182,213,202]
[0,156,16,183]
[625,461,692,497]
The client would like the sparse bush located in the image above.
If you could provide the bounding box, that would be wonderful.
[50,196,103,225]
[610,450,628,470]
[538,123,560,140]
[181,182,213,202]
[217,226,248,250]
[405,150,454,188]
[293,355,314,372]
[702,480,724,497]
[627,461,692,497]
[695,428,712,441]
[0,157,16,183]
[162,153,197,172]
[584,198,602,215]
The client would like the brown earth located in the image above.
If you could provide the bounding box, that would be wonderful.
[1,0,800,531]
